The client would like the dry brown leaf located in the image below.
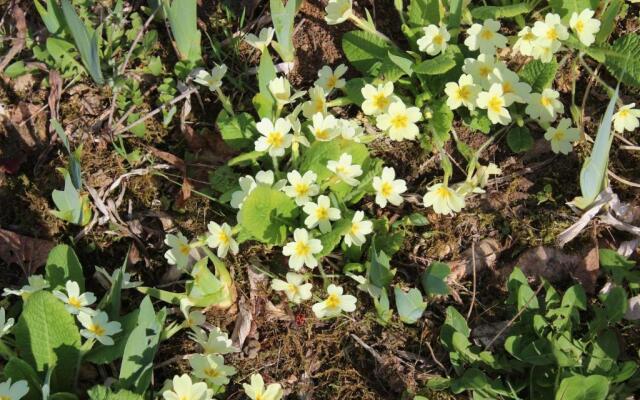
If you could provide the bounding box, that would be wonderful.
[48,70,62,123]
[0,228,54,275]
[448,238,501,282]
[574,248,600,293]
[513,246,582,284]
[231,296,253,350]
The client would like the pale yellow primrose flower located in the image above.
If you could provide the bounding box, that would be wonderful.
[164,232,192,270]
[190,326,238,355]
[282,228,323,271]
[2,275,49,300]
[361,82,394,115]
[189,354,237,386]
[613,103,640,133]
[206,222,238,258]
[193,64,227,92]
[458,162,503,196]
[255,117,293,157]
[376,101,422,141]
[344,211,373,247]
[570,9,600,47]
[462,54,496,89]
[464,19,507,55]
[303,195,341,233]
[532,13,568,48]
[324,0,352,25]
[230,170,283,209]
[445,73,480,110]
[513,26,537,56]
[244,27,275,51]
[339,119,365,142]
[283,170,320,205]
[302,85,328,119]
[525,88,564,122]
[270,272,313,304]
[372,166,406,208]
[163,374,213,400]
[0,307,14,338]
[0,379,29,400]
[423,183,465,215]
[476,83,513,125]
[544,118,580,155]
[78,310,122,345]
[180,298,206,329]
[309,112,339,141]
[315,64,348,92]
[312,284,357,318]
[243,374,283,400]
[488,64,531,104]
[327,153,363,186]
[268,77,304,108]
[417,24,450,56]
[53,281,96,315]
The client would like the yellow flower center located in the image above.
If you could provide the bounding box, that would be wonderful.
[0,396,11,400]
[295,183,309,196]
[179,244,191,255]
[502,82,513,94]
[480,29,494,40]
[326,75,338,89]
[390,113,409,130]
[288,283,300,295]
[314,98,325,112]
[380,182,393,197]
[204,367,220,378]
[487,96,504,113]
[372,93,390,110]
[479,66,492,77]
[455,85,471,101]
[523,31,535,41]
[68,296,82,308]
[553,130,566,141]
[618,109,630,118]
[315,206,329,220]
[335,165,347,174]
[433,34,443,45]
[540,96,552,107]
[575,20,584,33]
[546,27,558,41]
[295,241,310,257]
[436,186,452,200]
[218,231,230,245]
[326,293,341,308]
[267,131,284,148]
[350,223,360,235]
[315,129,330,140]
[88,323,106,337]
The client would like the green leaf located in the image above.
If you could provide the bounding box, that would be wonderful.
[60,0,104,85]
[555,375,609,400]
[344,78,368,105]
[34,0,64,34]
[394,287,427,324]
[408,0,440,26]
[4,61,28,78]
[374,288,393,325]
[601,286,628,323]
[387,50,413,76]
[600,34,640,88]
[136,287,187,305]
[318,218,352,257]
[342,30,389,76]
[549,0,598,19]
[52,173,83,224]
[421,262,450,296]
[255,50,277,118]
[596,0,623,45]
[84,310,139,365]
[574,85,618,209]
[238,185,298,245]
[562,285,587,310]
[507,126,533,153]
[414,53,457,75]
[471,3,532,20]
[45,244,85,291]
[599,248,636,270]
[431,99,453,147]
[216,110,256,150]
[469,114,492,134]
[88,385,144,400]
[369,244,396,288]
[14,291,81,392]
[519,59,559,92]
[3,358,42,400]
[447,0,463,35]
[119,296,166,394]
[166,0,201,62]
[270,0,301,62]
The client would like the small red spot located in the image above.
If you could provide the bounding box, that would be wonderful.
[295,313,305,326]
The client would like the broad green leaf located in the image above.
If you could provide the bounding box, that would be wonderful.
[413,53,456,75]
[88,385,144,400]
[421,262,450,296]
[431,99,453,147]
[408,0,440,26]
[61,0,104,85]
[562,285,587,311]
[238,185,298,245]
[574,85,618,209]
[555,375,609,400]
[318,218,352,257]
[519,59,558,92]
[374,288,393,325]
[52,172,83,224]
[507,126,533,153]
[136,287,186,305]
[549,0,598,19]
[14,291,81,392]
[166,0,201,63]
[596,0,623,45]
[4,61,28,78]
[599,248,636,270]
[471,3,532,20]
[45,244,85,291]
[447,0,463,35]
[34,0,64,34]
[343,78,368,105]
[216,111,256,150]
[270,0,301,63]
[394,287,427,324]
[387,50,414,76]
[369,243,396,288]
[601,286,628,323]
[342,30,389,76]
[599,34,640,88]
[209,165,240,195]
[84,310,139,365]
[505,336,555,366]
[256,50,277,118]
[119,296,166,393]
[3,358,42,400]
